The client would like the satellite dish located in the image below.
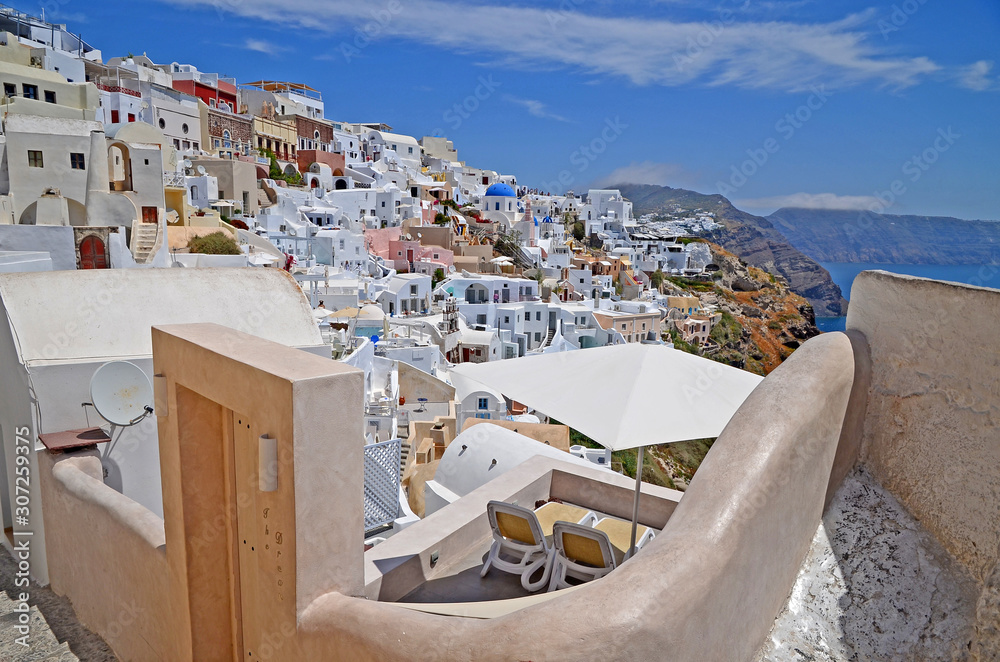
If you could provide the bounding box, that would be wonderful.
[182,159,193,169]
[90,361,154,427]
[196,165,207,176]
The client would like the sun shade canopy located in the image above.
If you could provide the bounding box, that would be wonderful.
[450,343,764,451]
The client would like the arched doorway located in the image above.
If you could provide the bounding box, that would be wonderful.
[79,235,108,269]
[335,179,348,190]
[108,143,133,191]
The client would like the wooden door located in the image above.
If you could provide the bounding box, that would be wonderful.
[79,235,107,269]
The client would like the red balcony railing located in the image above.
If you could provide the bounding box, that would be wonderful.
[95,83,141,98]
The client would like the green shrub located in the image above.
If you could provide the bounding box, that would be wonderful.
[188,231,241,255]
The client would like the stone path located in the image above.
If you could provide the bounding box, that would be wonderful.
[0,545,116,661]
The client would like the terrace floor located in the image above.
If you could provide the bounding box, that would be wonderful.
[397,543,531,604]
[396,504,659,605]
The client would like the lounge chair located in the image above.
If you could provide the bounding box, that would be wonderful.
[547,518,655,592]
[481,501,597,592]
[594,517,655,561]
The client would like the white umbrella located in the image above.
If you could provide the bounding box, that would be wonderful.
[450,343,763,554]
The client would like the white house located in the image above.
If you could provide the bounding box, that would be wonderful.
[366,130,421,171]
[0,268,326,583]
[377,273,432,316]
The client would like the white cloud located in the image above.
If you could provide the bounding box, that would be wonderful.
[159,0,952,92]
[243,38,283,55]
[736,192,881,211]
[957,60,998,92]
[503,96,570,122]
[596,161,700,188]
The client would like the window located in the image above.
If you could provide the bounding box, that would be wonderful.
[144,159,149,165]
[535,311,541,321]
[3,83,14,97]
[621,324,627,331]
[43,90,55,104]
[339,240,345,250]
[193,142,199,151]
[27,150,42,167]
[127,113,135,122]
[70,153,85,170]
[504,316,510,324]
[408,147,413,154]
[158,118,166,129]
[534,332,541,342]
[477,397,489,410]
[182,123,189,134]
[214,139,221,147]
[495,203,500,211]
[410,285,418,295]
[22,84,37,100]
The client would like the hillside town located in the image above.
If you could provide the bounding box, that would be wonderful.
[0,9,754,365]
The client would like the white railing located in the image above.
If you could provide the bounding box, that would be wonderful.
[163,172,185,187]
[364,438,402,531]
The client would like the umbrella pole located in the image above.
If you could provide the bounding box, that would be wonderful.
[629,445,645,558]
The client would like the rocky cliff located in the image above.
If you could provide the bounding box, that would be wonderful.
[662,243,820,376]
[615,184,848,316]
[767,207,1000,264]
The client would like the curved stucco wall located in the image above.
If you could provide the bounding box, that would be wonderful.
[847,271,1000,651]
[297,332,857,661]
[37,450,180,661]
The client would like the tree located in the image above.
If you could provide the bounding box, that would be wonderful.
[571,222,585,242]
[433,268,445,287]
[650,269,665,290]
[434,212,450,225]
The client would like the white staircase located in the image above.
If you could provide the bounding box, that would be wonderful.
[130,222,160,264]
[0,591,79,661]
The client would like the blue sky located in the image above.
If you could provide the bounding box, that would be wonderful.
[49,0,999,220]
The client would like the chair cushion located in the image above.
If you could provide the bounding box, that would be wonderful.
[534,502,593,536]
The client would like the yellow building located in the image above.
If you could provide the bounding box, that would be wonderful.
[253,115,297,163]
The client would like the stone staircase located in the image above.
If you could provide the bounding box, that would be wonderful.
[541,327,556,349]
[130,222,160,264]
[0,591,78,661]
[398,441,411,480]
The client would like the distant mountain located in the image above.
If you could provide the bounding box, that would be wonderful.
[613,184,848,317]
[767,208,1000,265]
